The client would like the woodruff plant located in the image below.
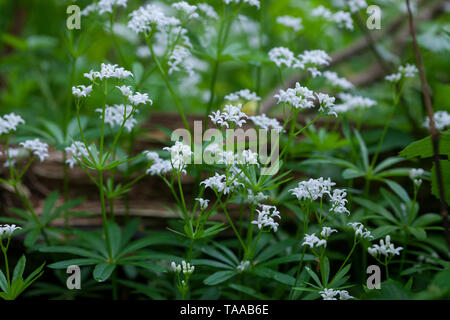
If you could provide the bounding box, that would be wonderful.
[0,0,448,301]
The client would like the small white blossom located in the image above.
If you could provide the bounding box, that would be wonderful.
[224,0,260,9]
[195,198,209,210]
[249,114,283,133]
[423,111,450,131]
[274,82,315,110]
[201,172,243,195]
[409,168,424,186]
[329,189,350,215]
[128,4,180,35]
[323,71,354,90]
[348,222,373,239]
[209,104,248,128]
[251,204,281,232]
[348,0,367,13]
[96,104,137,132]
[171,261,195,275]
[289,177,335,201]
[268,47,298,68]
[0,224,22,237]
[386,64,418,82]
[197,3,219,19]
[368,235,403,257]
[0,113,25,135]
[163,141,193,174]
[333,93,376,113]
[72,85,93,98]
[316,92,337,117]
[19,139,49,162]
[276,15,303,32]
[84,63,133,81]
[319,288,354,300]
[247,190,269,205]
[65,141,91,168]
[321,227,338,238]
[172,1,199,19]
[236,260,251,272]
[302,233,327,248]
[225,89,260,102]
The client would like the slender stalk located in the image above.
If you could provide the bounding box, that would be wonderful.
[406,0,450,249]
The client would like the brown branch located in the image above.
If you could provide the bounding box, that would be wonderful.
[406,0,450,250]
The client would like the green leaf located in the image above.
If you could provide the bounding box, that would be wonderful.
[24,228,41,247]
[384,180,410,203]
[320,257,330,286]
[191,259,234,270]
[354,129,369,170]
[431,160,450,204]
[329,264,351,287]
[399,131,450,159]
[353,197,397,224]
[203,270,237,285]
[412,213,442,227]
[342,168,365,179]
[49,258,100,269]
[304,266,322,287]
[41,191,59,223]
[372,225,399,238]
[228,284,270,299]
[0,270,8,292]
[93,263,116,282]
[12,255,26,283]
[408,227,427,241]
[39,246,104,259]
[24,262,46,284]
[253,267,296,286]
[373,157,405,174]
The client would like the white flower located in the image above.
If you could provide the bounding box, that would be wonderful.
[197,3,218,19]
[249,114,283,133]
[224,0,260,9]
[268,47,298,68]
[0,113,25,135]
[319,288,354,300]
[201,173,243,195]
[333,11,354,30]
[311,6,333,19]
[19,139,49,162]
[195,198,209,210]
[251,204,281,232]
[117,85,152,106]
[302,233,327,248]
[236,149,259,166]
[276,15,303,32]
[321,227,338,238]
[298,50,331,68]
[386,64,418,82]
[348,222,373,239]
[368,235,403,257]
[247,190,269,205]
[348,0,367,13]
[128,4,180,35]
[137,45,151,58]
[81,0,127,16]
[172,1,199,19]
[289,177,335,201]
[96,104,137,132]
[225,89,260,102]
[423,111,450,131]
[171,261,195,275]
[333,93,376,113]
[84,63,133,81]
[147,159,172,175]
[116,85,133,96]
[168,45,194,76]
[329,189,350,215]
[0,224,22,237]
[274,82,315,110]
[316,92,337,117]
[72,85,92,98]
[65,141,91,168]
[163,141,193,174]
[236,260,251,272]
[409,168,424,186]
[2,148,28,168]
[209,104,248,128]
[323,71,354,90]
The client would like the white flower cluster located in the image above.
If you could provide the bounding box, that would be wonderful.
[0,113,25,135]
[321,227,338,238]
[329,189,350,215]
[319,288,353,300]
[249,114,283,132]
[201,171,244,195]
[333,93,376,113]
[225,89,260,102]
[316,92,337,117]
[81,0,127,16]
[268,47,331,76]
[128,4,180,35]
[423,111,450,131]
[276,15,303,32]
[65,141,91,168]
[235,149,259,166]
[72,85,93,98]
[385,64,418,82]
[84,63,133,81]
[209,104,248,128]
[19,139,49,162]
[163,141,193,174]
[172,1,199,19]
[274,82,315,110]
[171,261,195,275]
[311,6,354,30]
[224,0,260,9]
[289,177,335,201]
[2,148,28,168]
[143,151,173,176]
[368,235,403,257]
[247,190,269,205]
[409,168,424,186]
[168,45,195,76]
[236,260,251,272]
[195,197,209,210]
[302,233,327,248]
[0,224,22,237]
[348,0,368,13]
[348,222,373,239]
[116,85,152,106]
[251,204,281,232]
[323,71,354,90]
[197,3,219,20]
[96,104,137,132]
